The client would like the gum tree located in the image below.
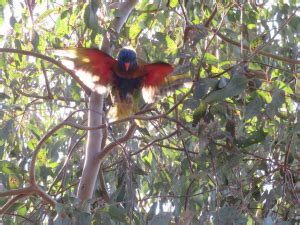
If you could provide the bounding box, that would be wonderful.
[0,0,299,224]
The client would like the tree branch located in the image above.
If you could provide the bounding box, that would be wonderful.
[97,123,137,161]
[29,118,107,186]
[0,48,92,94]
[0,187,32,198]
[0,194,29,215]
[214,30,300,65]
[17,88,87,103]
[41,61,53,99]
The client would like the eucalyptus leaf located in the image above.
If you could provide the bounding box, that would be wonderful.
[204,71,248,103]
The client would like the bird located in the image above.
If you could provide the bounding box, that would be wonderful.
[53,48,174,120]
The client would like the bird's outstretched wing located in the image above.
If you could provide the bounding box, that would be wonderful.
[53,48,117,94]
[141,62,173,103]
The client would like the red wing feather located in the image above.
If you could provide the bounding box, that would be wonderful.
[142,63,173,103]
[143,63,173,86]
[53,48,117,93]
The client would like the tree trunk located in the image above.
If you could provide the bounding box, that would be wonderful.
[77,93,104,210]
[76,0,139,212]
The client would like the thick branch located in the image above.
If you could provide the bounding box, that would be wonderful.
[77,94,104,206]
[35,186,56,207]
[0,187,32,198]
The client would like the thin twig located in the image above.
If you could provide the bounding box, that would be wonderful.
[48,133,87,194]
[41,61,53,98]
[0,48,91,94]
[98,123,137,161]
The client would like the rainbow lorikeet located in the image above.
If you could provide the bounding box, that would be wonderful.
[54,48,173,120]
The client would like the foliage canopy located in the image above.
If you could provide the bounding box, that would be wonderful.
[0,0,299,224]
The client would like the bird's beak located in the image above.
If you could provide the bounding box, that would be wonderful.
[124,62,130,71]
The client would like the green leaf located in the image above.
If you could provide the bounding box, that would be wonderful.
[60,9,69,20]
[149,213,172,225]
[54,212,72,225]
[103,205,130,223]
[132,164,147,176]
[0,120,14,140]
[0,92,10,100]
[0,160,23,174]
[213,206,247,225]
[147,202,158,221]
[247,24,256,29]
[32,31,40,50]
[70,82,82,102]
[263,216,273,225]
[192,101,207,126]
[204,53,219,64]
[266,89,285,119]
[55,12,68,37]
[27,122,41,139]
[9,16,17,28]
[235,129,267,148]
[165,35,177,55]
[245,96,263,120]
[8,174,21,189]
[169,0,178,8]
[0,0,7,6]
[193,80,208,99]
[74,211,91,225]
[34,9,57,25]
[14,39,23,61]
[129,23,142,41]
[0,5,4,27]
[203,73,248,103]
[84,2,100,32]
[144,3,159,11]
[295,76,300,98]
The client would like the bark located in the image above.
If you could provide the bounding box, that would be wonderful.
[77,93,104,208]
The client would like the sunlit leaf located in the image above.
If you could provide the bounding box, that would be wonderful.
[0,161,23,174]
[34,9,57,25]
[165,35,177,55]
[204,53,219,64]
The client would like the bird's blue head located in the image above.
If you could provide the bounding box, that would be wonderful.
[118,48,138,72]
